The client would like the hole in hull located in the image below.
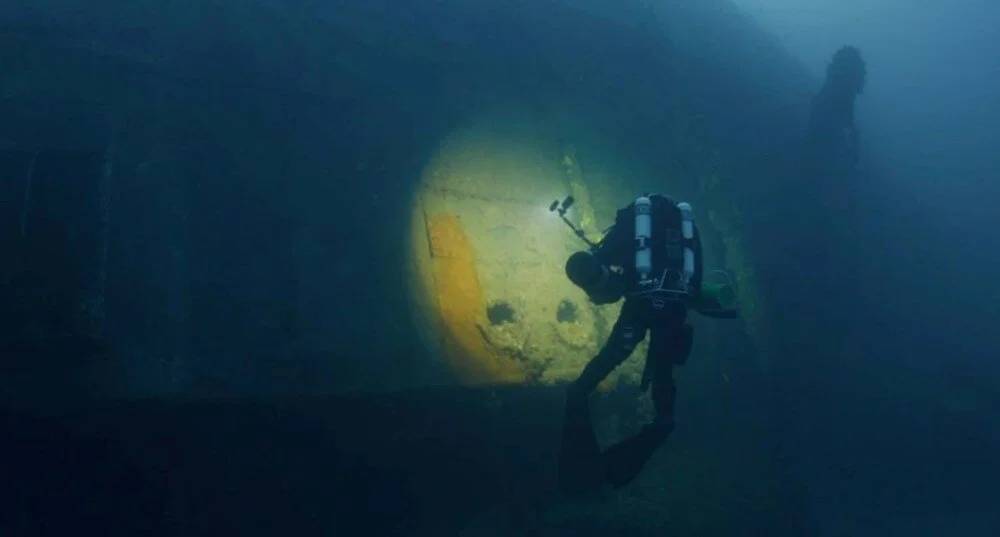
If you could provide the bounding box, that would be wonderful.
[556,299,578,323]
[486,301,516,326]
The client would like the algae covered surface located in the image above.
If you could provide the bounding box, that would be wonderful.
[408,107,768,390]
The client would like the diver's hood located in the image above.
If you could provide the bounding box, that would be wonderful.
[565,251,625,305]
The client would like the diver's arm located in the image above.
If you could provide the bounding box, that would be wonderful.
[579,220,629,305]
[690,222,740,319]
[593,223,624,266]
[593,207,632,266]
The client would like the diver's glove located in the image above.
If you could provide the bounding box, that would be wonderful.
[691,280,740,319]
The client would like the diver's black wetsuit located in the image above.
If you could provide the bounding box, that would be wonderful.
[559,195,700,492]
[570,298,690,425]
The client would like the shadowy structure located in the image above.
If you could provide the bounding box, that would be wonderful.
[806,46,867,172]
[796,46,868,290]
[766,48,872,482]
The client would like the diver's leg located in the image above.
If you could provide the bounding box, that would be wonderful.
[602,420,674,488]
[650,323,691,426]
[568,299,646,404]
[603,321,690,488]
[560,300,646,493]
[558,388,602,493]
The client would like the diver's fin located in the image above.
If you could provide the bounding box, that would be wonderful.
[558,388,604,494]
[603,422,673,488]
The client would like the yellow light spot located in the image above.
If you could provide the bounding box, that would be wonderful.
[425,212,525,384]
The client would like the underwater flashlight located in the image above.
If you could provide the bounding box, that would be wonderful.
[549,195,598,250]
[549,196,575,217]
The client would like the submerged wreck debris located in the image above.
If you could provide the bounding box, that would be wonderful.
[409,118,762,388]
[424,212,525,384]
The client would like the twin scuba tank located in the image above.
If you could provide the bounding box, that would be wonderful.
[565,194,740,316]
[566,195,695,306]
[633,196,696,303]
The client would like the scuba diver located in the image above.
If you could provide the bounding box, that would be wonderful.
[552,194,737,492]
